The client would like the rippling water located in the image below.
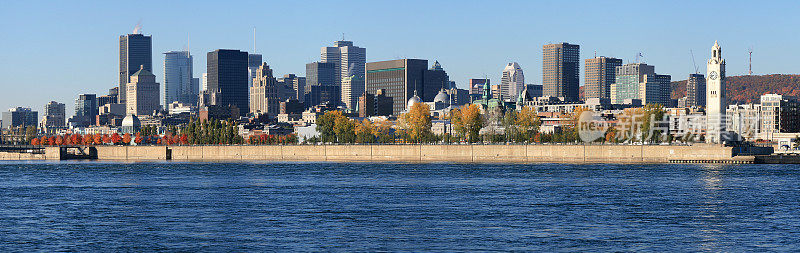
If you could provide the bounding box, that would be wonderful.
[0,162,799,251]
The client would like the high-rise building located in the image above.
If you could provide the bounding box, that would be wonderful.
[2,107,38,129]
[706,41,727,143]
[201,73,208,91]
[306,62,336,87]
[250,62,280,116]
[248,54,262,88]
[469,79,490,94]
[207,49,249,116]
[365,59,427,115]
[543,43,580,101]
[423,61,450,102]
[72,94,98,127]
[686,73,706,108]
[126,66,160,116]
[164,51,197,108]
[609,63,671,106]
[278,74,305,102]
[119,33,152,104]
[584,57,622,100]
[341,75,365,110]
[42,101,66,128]
[760,94,800,140]
[501,62,525,101]
[321,40,366,87]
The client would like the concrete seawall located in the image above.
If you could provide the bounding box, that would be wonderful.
[79,144,748,163]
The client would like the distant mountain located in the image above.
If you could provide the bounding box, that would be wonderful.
[671,74,800,104]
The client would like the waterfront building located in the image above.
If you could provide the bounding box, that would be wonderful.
[610,63,671,106]
[501,62,525,101]
[759,94,800,140]
[119,33,152,104]
[42,101,66,128]
[469,79,490,95]
[543,43,580,102]
[250,62,281,117]
[207,49,249,116]
[164,51,198,108]
[727,103,761,141]
[321,40,366,87]
[423,61,450,102]
[706,41,727,143]
[126,66,160,116]
[686,73,706,108]
[358,89,393,117]
[2,107,38,129]
[120,114,141,134]
[365,59,428,115]
[279,99,304,115]
[584,56,622,100]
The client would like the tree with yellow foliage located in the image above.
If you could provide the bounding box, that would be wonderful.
[515,106,541,142]
[399,102,432,143]
[451,104,483,143]
[355,119,375,143]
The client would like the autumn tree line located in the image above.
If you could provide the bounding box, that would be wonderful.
[20,103,673,146]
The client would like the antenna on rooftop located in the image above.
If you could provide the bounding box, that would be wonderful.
[253,27,257,53]
[748,46,753,75]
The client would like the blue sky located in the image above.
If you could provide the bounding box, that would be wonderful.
[1,0,798,116]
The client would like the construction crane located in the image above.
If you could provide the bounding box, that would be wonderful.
[634,52,644,63]
[748,46,753,75]
[690,49,698,74]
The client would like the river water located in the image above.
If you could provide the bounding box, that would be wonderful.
[0,162,798,251]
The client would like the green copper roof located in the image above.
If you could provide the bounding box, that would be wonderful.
[367,67,405,73]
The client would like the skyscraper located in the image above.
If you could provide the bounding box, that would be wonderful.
[341,75,365,110]
[469,79,490,94]
[250,62,280,116]
[2,107,38,129]
[126,66,160,116]
[42,101,66,128]
[65,94,97,127]
[119,33,152,104]
[201,73,208,91]
[207,49,249,115]
[610,63,671,106]
[706,41,727,143]
[321,40,366,87]
[686,73,706,108]
[365,59,427,115]
[248,54,263,87]
[501,62,524,101]
[543,43,580,101]
[423,61,450,102]
[584,56,622,100]
[163,51,197,107]
[306,62,337,106]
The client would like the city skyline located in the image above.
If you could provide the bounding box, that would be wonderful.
[2,1,799,115]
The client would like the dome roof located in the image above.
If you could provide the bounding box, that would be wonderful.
[121,114,141,127]
[407,94,422,111]
[433,89,450,104]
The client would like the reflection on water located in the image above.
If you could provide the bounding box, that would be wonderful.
[0,162,798,251]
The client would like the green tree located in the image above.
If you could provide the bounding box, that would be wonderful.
[25,126,37,144]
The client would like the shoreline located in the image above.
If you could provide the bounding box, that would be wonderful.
[0,144,777,164]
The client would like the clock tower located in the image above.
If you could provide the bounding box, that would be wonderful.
[706,41,726,143]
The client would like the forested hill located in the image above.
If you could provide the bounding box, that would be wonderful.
[670,74,800,104]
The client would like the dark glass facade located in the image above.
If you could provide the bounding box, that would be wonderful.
[208,49,249,116]
[119,34,152,104]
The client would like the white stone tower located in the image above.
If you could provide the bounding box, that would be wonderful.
[706,41,726,143]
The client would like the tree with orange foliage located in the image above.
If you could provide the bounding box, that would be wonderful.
[31,138,39,146]
[122,133,131,145]
[102,134,111,144]
[55,136,64,146]
[180,134,188,145]
[111,133,122,145]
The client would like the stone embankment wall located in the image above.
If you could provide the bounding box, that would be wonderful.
[84,144,740,163]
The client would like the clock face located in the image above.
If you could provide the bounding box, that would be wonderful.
[709,71,719,80]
